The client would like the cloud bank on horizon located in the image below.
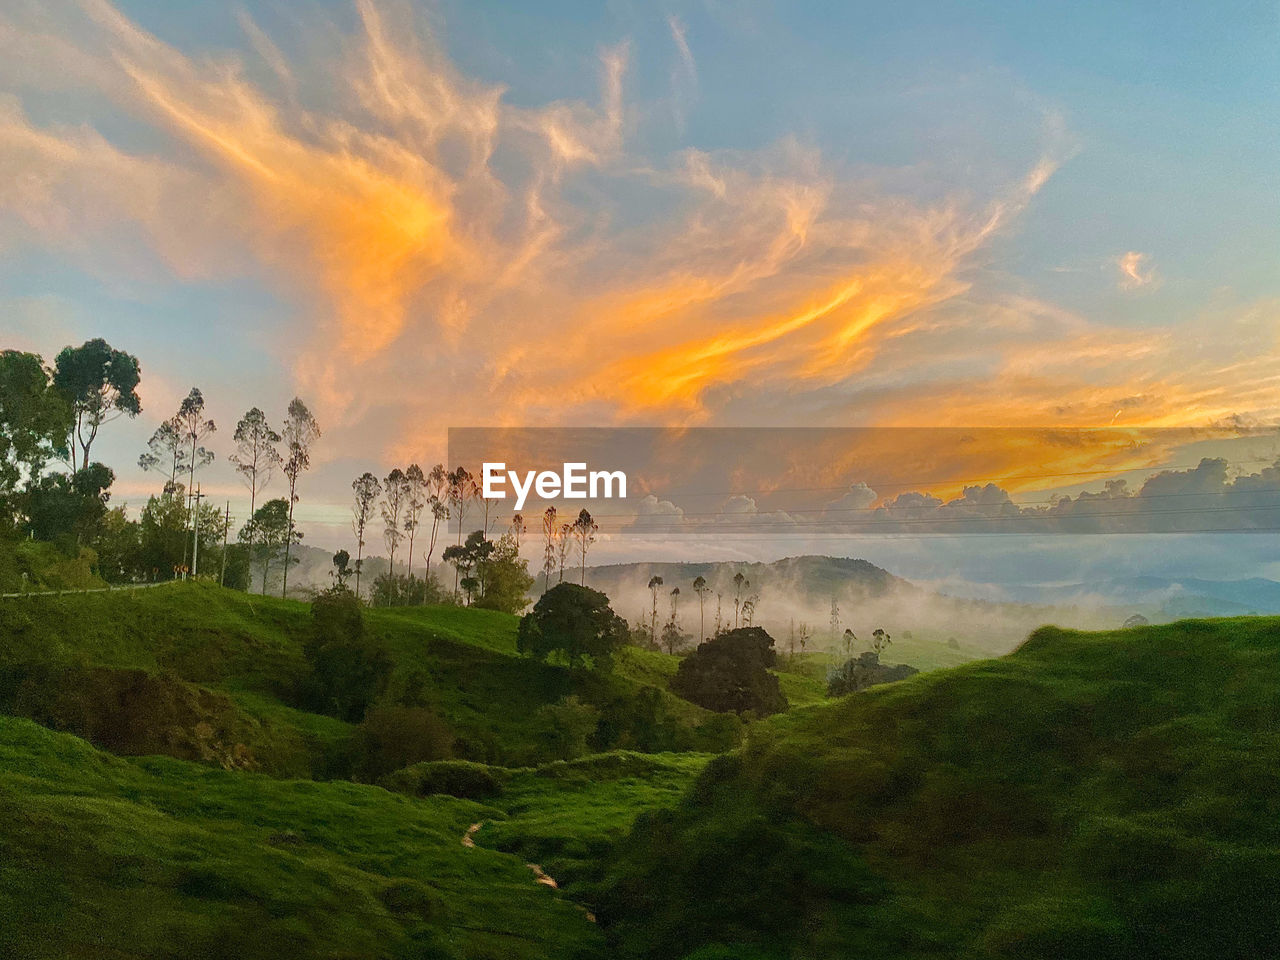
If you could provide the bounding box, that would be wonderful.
[1,0,1278,517]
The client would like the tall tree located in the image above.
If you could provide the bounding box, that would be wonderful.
[648,575,665,647]
[692,575,710,642]
[732,571,748,629]
[280,398,320,598]
[510,513,525,550]
[446,466,475,595]
[421,464,448,595]
[171,388,216,571]
[229,408,281,561]
[52,338,141,470]
[0,351,69,526]
[351,472,382,598]
[173,389,217,498]
[541,506,559,593]
[381,468,409,578]
[402,463,427,580]
[557,521,572,584]
[138,419,187,493]
[571,508,598,585]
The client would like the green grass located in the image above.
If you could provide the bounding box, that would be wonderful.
[600,616,1280,959]
[0,582,730,770]
[480,752,711,900]
[0,715,603,960]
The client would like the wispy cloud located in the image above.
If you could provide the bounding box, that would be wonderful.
[667,14,697,131]
[1116,250,1156,289]
[0,0,1274,482]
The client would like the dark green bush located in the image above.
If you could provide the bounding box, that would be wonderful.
[380,759,504,800]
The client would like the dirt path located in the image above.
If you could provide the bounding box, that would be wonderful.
[460,821,594,921]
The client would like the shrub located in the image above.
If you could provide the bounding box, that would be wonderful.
[379,759,504,800]
[357,704,453,781]
[533,695,600,761]
[299,586,390,722]
[826,652,919,697]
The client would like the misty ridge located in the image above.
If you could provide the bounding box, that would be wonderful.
[279,547,1169,658]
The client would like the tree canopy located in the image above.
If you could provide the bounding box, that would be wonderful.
[516,582,628,671]
[670,626,788,715]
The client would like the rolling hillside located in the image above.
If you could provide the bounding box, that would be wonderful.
[599,616,1280,959]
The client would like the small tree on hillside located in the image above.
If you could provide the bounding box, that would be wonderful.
[475,532,535,614]
[842,628,857,658]
[332,549,353,586]
[516,582,628,672]
[871,628,892,656]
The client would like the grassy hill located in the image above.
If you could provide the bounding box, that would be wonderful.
[0,582,736,776]
[7,582,1275,958]
[0,582,724,959]
[0,715,609,960]
[598,617,1280,959]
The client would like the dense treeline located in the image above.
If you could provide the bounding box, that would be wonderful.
[0,340,319,596]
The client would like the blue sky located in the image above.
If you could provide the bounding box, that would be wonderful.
[1,0,1277,574]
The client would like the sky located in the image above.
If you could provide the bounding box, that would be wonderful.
[2,0,1278,581]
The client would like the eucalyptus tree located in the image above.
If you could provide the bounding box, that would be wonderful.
[648,574,664,646]
[351,472,382,597]
[421,463,448,591]
[732,571,749,629]
[541,506,558,593]
[52,338,141,470]
[446,466,476,595]
[382,467,409,576]
[402,463,427,580]
[557,521,572,584]
[168,388,215,572]
[280,398,320,598]
[510,513,525,550]
[692,575,709,641]
[571,508,598,585]
[138,419,186,493]
[230,408,282,555]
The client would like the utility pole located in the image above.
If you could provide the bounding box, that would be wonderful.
[220,501,231,587]
[190,484,207,579]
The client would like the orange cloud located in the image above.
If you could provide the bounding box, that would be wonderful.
[0,0,1275,488]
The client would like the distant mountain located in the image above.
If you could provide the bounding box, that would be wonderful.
[582,555,910,607]
[996,576,1280,619]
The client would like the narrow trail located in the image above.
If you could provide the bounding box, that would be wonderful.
[461,820,596,923]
